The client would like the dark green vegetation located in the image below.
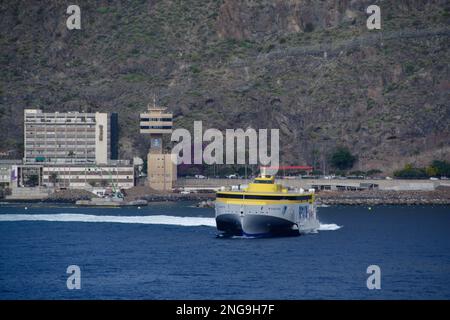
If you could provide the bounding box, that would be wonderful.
[394,160,450,178]
[0,0,449,174]
[25,174,39,187]
[330,147,357,170]
[430,160,450,177]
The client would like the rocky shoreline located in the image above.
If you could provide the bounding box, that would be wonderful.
[2,187,450,206]
[42,189,97,203]
[315,188,450,205]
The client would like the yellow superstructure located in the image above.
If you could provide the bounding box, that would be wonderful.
[216,175,315,206]
[245,175,287,193]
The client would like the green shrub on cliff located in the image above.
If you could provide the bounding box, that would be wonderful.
[393,162,450,179]
[330,147,356,171]
[429,160,450,177]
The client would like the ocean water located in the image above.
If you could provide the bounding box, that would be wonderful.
[0,203,449,299]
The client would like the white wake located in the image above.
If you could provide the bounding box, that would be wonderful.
[0,214,216,227]
[318,223,342,231]
[0,214,342,231]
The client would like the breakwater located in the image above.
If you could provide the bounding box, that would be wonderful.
[2,188,449,206]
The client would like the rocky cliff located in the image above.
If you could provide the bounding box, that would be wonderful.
[0,0,449,173]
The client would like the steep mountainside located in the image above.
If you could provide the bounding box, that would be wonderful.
[0,0,449,173]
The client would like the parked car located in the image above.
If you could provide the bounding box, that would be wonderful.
[194,175,206,179]
[226,174,238,179]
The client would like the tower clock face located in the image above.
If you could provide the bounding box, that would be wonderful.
[151,138,161,148]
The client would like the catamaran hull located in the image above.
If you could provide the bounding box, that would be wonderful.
[215,203,319,237]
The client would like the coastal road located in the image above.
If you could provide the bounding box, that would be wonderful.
[176,178,450,191]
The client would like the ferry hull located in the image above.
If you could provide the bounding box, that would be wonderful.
[215,202,319,237]
[216,213,300,237]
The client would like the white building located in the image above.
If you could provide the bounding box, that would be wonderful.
[8,160,134,190]
[24,109,119,165]
[41,161,135,189]
[0,160,22,188]
[5,109,135,193]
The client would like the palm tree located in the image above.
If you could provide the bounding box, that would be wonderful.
[49,173,58,189]
[27,174,39,187]
[67,151,75,186]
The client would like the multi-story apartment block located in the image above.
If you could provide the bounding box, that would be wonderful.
[24,109,118,165]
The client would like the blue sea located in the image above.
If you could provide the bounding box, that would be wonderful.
[0,203,449,299]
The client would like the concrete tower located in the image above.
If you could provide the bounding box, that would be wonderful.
[139,98,176,191]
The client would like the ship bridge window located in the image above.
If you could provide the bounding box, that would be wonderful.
[216,193,312,201]
[253,180,273,184]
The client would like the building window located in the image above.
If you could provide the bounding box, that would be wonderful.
[99,125,104,141]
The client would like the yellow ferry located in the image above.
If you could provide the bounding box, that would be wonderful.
[215,174,319,237]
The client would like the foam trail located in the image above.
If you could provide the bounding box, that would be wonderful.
[0,214,341,231]
[318,223,342,231]
[0,214,216,227]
